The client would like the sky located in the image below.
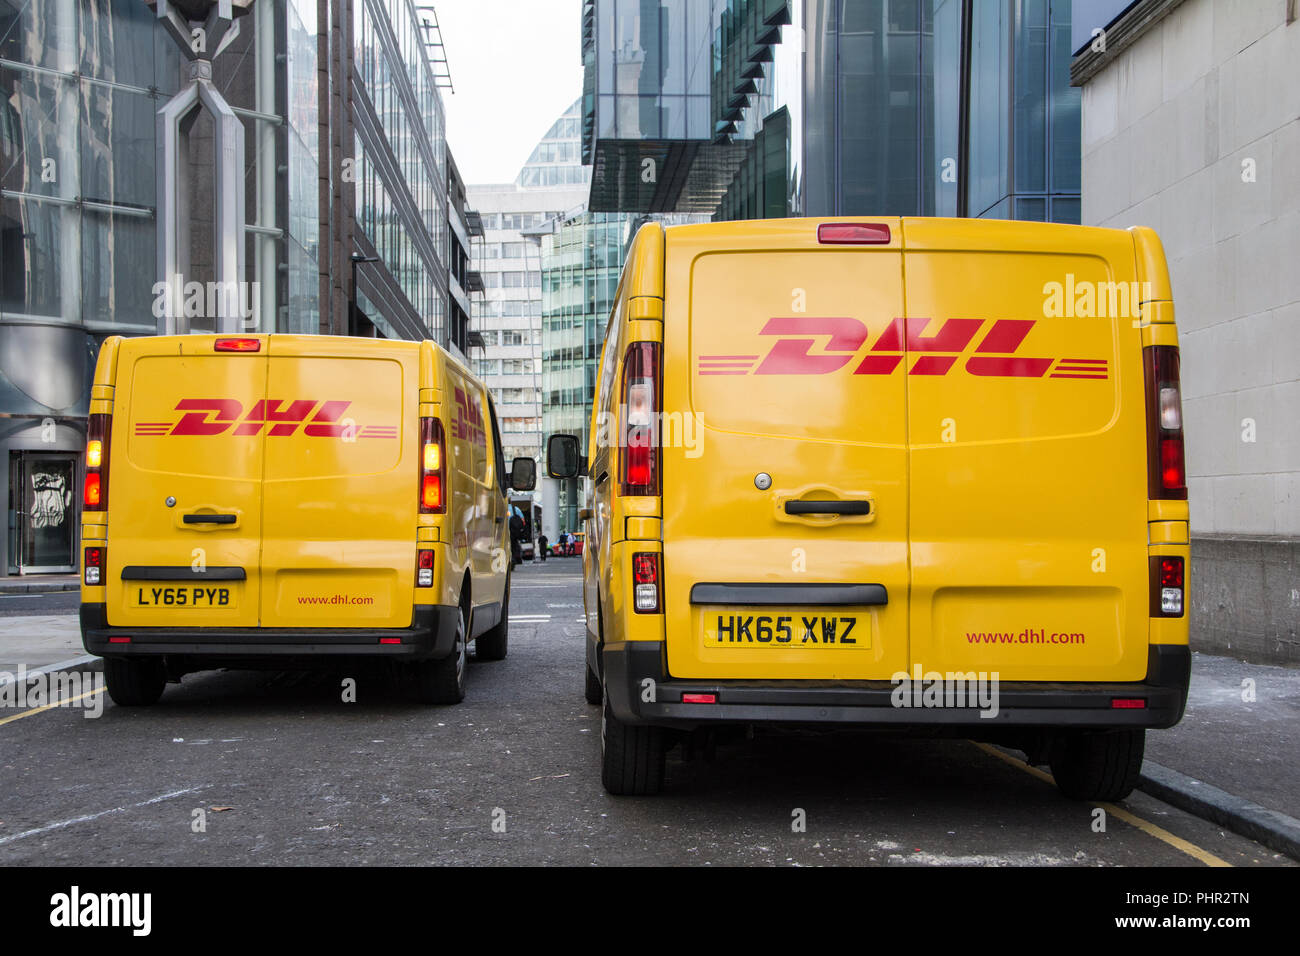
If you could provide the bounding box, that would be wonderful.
[432,1,585,186]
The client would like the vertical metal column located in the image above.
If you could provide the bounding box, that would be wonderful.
[149,0,251,334]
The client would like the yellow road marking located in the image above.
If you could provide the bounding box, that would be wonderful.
[972,741,1231,867]
[0,687,104,727]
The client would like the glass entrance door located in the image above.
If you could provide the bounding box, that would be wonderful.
[11,452,78,573]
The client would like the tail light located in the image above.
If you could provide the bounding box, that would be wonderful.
[417,549,435,588]
[632,552,660,613]
[419,417,446,514]
[84,413,111,510]
[1144,346,1186,499]
[83,546,104,586]
[1150,555,1184,617]
[817,222,892,244]
[620,342,661,496]
[214,337,261,352]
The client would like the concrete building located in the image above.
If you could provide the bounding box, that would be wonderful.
[0,0,471,576]
[467,101,590,469]
[1072,0,1300,664]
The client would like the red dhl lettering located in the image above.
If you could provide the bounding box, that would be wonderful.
[697,317,1108,380]
[132,399,396,438]
[452,386,487,447]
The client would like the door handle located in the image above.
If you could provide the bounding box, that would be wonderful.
[784,499,872,516]
[495,516,505,524]
[182,513,237,525]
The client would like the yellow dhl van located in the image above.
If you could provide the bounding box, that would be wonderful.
[80,334,536,706]
[548,217,1190,799]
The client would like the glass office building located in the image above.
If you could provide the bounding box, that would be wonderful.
[0,0,462,576]
[584,0,1080,224]
[468,102,591,467]
[539,211,635,534]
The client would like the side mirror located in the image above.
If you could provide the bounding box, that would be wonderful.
[509,457,536,491]
[547,434,584,478]
[578,508,593,522]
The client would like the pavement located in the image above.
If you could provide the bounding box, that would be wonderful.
[0,574,79,595]
[0,563,1296,864]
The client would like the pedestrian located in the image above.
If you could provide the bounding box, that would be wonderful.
[509,512,524,567]
[538,532,548,561]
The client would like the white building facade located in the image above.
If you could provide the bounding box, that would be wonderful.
[1073,0,1300,664]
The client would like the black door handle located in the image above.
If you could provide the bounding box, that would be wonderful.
[784,500,872,516]
[183,513,237,525]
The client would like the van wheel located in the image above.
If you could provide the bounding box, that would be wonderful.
[600,682,664,795]
[1049,729,1145,801]
[584,664,602,705]
[413,605,467,704]
[476,574,509,661]
[103,657,167,707]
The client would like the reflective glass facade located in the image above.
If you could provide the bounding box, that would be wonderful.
[590,0,714,145]
[0,0,461,575]
[353,0,450,341]
[800,0,1079,221]
[468,102,591,466]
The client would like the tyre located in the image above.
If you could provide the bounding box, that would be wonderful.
[103,657,167,707]
[412,604,468,704]
[584,663,602,705]
[600,678,665,795]
[1049,729,1145,801]
[476,573,509,661]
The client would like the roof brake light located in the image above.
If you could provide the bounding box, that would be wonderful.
[817,223,892,245]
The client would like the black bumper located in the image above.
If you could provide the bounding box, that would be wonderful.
[602,642,1191,731]
[80,603,459,663]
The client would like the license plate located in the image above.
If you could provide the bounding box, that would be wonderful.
[130,585,234,609]
[702,610,870,648]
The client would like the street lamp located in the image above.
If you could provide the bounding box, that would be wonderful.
[349,253,381,337]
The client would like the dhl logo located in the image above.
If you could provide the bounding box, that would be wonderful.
[132,399,397,439]
[697,317,1108,380]
[452,386,486,447]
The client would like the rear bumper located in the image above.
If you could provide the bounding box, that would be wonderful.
[79,603,459,663]
[602,642,1191,731]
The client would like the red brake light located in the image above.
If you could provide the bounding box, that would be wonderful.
[632,553,659,584]
[1157,556,1184,588]
[214,338,261,352]
[620,342,661,497]
[817,222,892,245]
[84,413,111,510]
[421,475,442,510]
[84,473,102,508]
[1144,346,1186,499]
[419,417,446,514]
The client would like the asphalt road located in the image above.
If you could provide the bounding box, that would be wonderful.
[0,590,79,616]
[0,560,1292,866]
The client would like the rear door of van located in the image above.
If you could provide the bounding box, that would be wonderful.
[258,336,415,628]
[661,220,910,680]
[901,219,1150,682]
[106,336,266,628]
